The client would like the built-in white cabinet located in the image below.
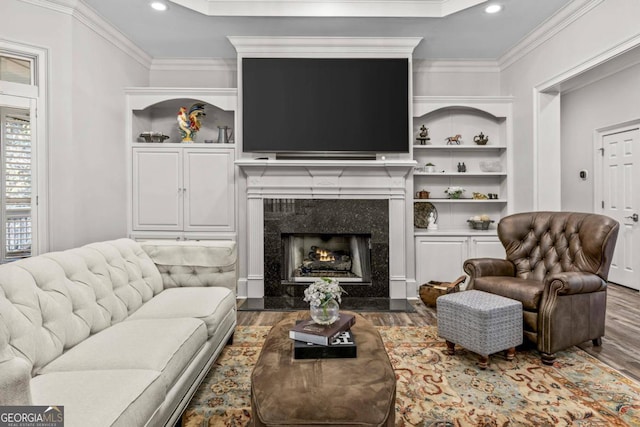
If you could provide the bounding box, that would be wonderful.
[411,97,512,285]
[415,234,504,287]
[412,96,513,232]
[415,235,468,285]
[126,88,237,241]
[469,235,505,259]
[132,146,235,234]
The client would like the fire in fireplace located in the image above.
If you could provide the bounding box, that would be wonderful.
[282,233,372,283]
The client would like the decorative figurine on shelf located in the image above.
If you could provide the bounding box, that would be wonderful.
[473,132,489,145]
[427,211,438,230]
[456,162,467,173]
[177,103,206,143]
[445,134,462,145]
[217,126,233,143]
[416,125,430,145]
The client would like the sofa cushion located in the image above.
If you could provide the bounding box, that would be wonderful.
[473,276,545,310]
[31,369,166,427]
[127,287,236,337]
[38,318,206,389]
[0,239,162,373]
[141,240,237,291]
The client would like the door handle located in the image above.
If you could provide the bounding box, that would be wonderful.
[624,213,639,222]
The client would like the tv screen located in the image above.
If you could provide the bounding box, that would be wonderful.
[242,58,409,154]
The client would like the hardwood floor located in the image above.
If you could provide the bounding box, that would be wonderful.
[237,283,640,382]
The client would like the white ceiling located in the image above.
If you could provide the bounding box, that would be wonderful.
[82,0,573,60]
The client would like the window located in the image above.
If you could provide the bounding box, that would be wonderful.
[1,108,32,262]
[0,54,33,85]
[0,44,42,263]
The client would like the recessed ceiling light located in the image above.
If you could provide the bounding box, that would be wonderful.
[485,4,502,14]
[150,1,168,11]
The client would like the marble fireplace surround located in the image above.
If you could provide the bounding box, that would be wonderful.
[264,198,387,298]
[237,158,416,299]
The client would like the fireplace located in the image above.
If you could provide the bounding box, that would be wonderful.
[282,233,372,283]
[264,199,389,298]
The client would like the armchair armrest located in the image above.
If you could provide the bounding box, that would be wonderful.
[463,258,515,278]
[463,258,515,290]
[538,271,608,357]
[545,272,606,296]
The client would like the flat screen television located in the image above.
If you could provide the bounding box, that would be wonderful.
[242,58,409,155]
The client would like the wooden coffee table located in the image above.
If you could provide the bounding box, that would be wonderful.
[250,311,396,427]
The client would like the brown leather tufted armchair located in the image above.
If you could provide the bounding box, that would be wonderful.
[463,211,619,365]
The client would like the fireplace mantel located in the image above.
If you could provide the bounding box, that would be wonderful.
[238,159,415,298]
[237,158,416,197]
[236,159,416,168]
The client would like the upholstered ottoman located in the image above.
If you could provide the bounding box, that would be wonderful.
[251,311,396,426]
[437,290,523,369]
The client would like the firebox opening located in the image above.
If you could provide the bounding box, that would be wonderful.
[282,233,372,284]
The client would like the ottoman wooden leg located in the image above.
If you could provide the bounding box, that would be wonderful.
[478,355,489,370]
[506,347,516,361]
[445,340,455,355]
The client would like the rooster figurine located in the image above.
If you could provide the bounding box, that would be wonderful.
[177,103,206,142]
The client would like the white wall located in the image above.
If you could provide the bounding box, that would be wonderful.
[413,61,500,96]
[150,60,237,87]
[2,0,149,250]
[560,62,640,211]
[500,0,640,212]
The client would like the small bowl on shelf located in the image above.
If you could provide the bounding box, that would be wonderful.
[139,132,170,143]
[467,219,495,230]
[479,161,502,172]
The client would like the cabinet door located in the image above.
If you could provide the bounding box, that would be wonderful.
[415,236,468,286]
[469,236,505,259]
[133,148,183,230]
[183,148,235,232]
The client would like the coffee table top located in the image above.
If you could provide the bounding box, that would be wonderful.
[251,311,396,426]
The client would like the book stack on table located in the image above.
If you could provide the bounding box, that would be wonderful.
[289,313,357,359]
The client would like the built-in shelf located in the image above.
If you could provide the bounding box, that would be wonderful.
[411,96,513,236]
[414,228,498,236]
[413,198,506,203]
[413,145,507,150]
[413,172,506,177]
[132,142,236,148]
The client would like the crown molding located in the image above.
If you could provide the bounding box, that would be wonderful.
[413,59,500,73]
[498,0,604,71]
[151,58,237,72]
[537,32,640,94]
[18,0,152,68]
[172,0,486,17]
[228,36,422,57]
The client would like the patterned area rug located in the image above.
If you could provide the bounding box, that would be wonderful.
[182,325,640,427]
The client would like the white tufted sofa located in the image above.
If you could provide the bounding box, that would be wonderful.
[0,238,237,427]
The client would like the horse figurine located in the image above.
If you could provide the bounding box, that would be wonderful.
[445,134,462,145]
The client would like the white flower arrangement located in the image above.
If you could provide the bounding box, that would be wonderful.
[303,277,345,307]
[444,186,465,198]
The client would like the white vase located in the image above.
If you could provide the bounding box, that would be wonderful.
[310,299,340,325]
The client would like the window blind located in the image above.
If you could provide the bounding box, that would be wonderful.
[3,113,32,260]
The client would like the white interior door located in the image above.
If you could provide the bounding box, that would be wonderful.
[601,127,640,289]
